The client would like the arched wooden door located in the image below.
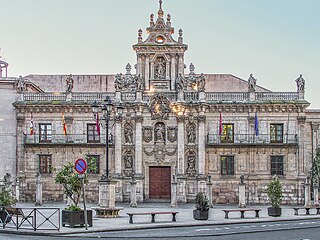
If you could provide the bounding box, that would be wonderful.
[149,166,171,200]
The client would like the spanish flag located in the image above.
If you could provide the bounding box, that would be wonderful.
[30,114,34,135]
[62,113,67,135]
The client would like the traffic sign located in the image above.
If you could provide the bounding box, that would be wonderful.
[75,159,87,174]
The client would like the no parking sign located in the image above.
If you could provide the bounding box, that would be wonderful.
[74,158,87,174]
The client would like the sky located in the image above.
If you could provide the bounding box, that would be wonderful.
[0,0,319,107]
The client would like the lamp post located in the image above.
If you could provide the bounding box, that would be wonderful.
[92,97,124,180]
[91,96,124,217]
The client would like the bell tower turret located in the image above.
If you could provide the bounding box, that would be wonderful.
[133,0,188,91]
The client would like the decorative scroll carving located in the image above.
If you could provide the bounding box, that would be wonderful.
[167,126,177,143]
[143,126,153,143]
[175,64,206,92]
[143,145,177,164]
[114,63,145,92]
[155,122,166,142]
[149,93,171,120]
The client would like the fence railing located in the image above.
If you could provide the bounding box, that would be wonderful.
[24,134,114,145]
[20,91,300,103]
[0,207,60,231]
[207,133,298,145]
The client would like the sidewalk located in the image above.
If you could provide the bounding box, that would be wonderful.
[1,202,320,236]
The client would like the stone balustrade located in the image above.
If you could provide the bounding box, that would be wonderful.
[18,91,301,103]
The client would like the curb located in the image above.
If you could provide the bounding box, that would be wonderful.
[1,216,320,237]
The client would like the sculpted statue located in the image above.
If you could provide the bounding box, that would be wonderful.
[198,73,205,91]
[187,124,196,143]
[295,74,305,91]
[124,124,133,144]
[176,73,185,92]
[187,155,196,172]
[240,175,244,184]
[115,73,123,91]
[155,58,166,79]
[155,123,165,142]
[17,75,26,92]
[135,74,144,91]
[248,74,256,92]
[66,74,74,93]
[124,155,133,169]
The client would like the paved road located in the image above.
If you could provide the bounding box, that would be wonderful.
[1,219,320,239]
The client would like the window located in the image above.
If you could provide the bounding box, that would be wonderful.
[271,156,284,176]
[221,156,235,176]
[221,124,234,143]
[87,155,100,174]
[39,155,52,174]
[87,124,100,143]
[270,124,283,143]
[39,123,52,143]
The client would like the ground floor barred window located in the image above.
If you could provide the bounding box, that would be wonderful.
[39,154,52,174]
[221,155,234,176]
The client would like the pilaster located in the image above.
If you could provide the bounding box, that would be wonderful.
[135,115,143,174]
[197,115,206,175]
[177,116,185,175]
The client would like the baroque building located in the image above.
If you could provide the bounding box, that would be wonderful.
[2,1,320,204]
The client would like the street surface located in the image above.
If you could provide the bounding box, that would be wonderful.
[0,219,320,239]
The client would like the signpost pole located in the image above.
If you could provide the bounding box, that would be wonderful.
[75,159,88,230]
[80,175,88,230]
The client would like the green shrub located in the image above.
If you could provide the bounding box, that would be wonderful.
[267,175,283,208]
[0,188,16,207]
[195,192,209,211]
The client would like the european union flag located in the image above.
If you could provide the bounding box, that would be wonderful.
[254,112,259,136]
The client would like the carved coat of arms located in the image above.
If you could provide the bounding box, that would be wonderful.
[167,127,177,143]
[143,126,153,143]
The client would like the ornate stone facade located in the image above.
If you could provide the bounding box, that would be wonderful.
[1,1,319,205]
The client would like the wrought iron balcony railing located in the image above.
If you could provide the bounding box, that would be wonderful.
[23,134,114,145]
[207,133,298,145]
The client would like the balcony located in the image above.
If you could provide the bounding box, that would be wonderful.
[23,134,114,146]
[207,134,298,146]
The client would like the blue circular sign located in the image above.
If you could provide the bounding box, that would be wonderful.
[75,159,87,174]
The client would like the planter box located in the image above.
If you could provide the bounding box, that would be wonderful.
[193,209,209,220]
[268,207,282,217]
[62,210,93,228]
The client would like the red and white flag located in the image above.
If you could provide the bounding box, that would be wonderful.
[30,114,34,135]
[62,113,67,135]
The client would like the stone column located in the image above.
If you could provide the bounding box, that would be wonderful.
[135,114,143,175]
[304,178,311,206]
[178,54,184,74]
[313,182,319,206]
[35,172,43,206]
[166,62,170,80]
[114,116,122,176]
[15,177,20,202]
[238,185,246,208]
[145,54,150,90]
[115,91,121,102]
[98,179,117,208]
[177,116,185,175]
[130,177,138,208]
[197,115,206,175]
[170,175,178,208]
[150,62,155,80]
[171,54,176,90]
[137,54,143,76]
[206,175,213,208]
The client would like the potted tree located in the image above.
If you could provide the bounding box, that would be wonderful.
[193,192,210,220]
[0,187,16,223]
[55,160,95,228]
[267,175,283,217]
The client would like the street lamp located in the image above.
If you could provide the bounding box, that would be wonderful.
[92,96,124,180]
